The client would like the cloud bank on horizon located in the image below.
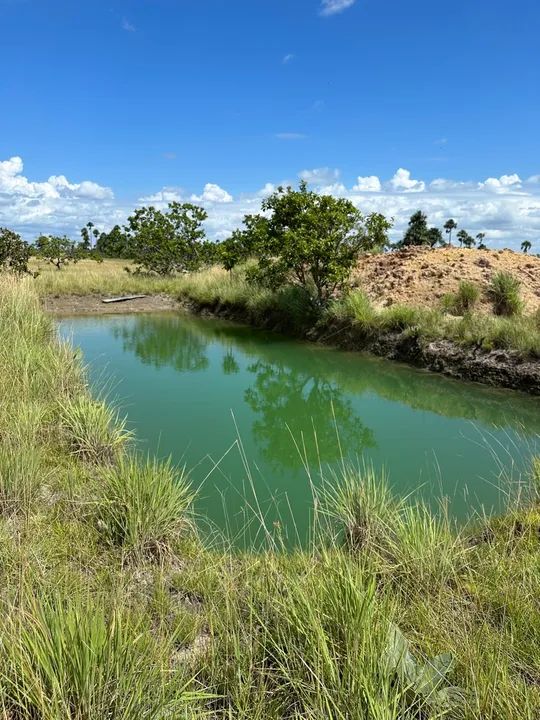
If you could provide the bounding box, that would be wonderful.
[1,156,539,251]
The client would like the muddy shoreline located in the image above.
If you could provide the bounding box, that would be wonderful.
[44,293,540,396]
[43,293,181,316]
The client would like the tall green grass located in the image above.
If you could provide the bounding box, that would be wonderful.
[489,271,524,316]
[59,395,132,463]
[2,273,540,718]
[98,455,195,556]
[1,590,201,720]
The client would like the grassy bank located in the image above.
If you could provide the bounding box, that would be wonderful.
[36,259,540,356]
[2,272,540,718]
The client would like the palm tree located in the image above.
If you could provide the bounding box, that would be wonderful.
[521,240,532,254]
[476,232,486,250]
[456,229,467,248]
[444,219,457,247]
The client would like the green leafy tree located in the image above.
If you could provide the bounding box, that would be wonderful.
[126,202,208,275]
[444,219,457,246]
[476,232,487,250]
[219,229,258,272]
[239,181,376,305]
[364,212,394,252]
[427,227,443,247]
[0,227,32,274]
[95,225,131,258]
[399,211,441,247]
[521,240,532,254]
[35,234,80,270]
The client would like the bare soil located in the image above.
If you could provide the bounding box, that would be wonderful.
[353,246,540,314]
[43,293,181,316]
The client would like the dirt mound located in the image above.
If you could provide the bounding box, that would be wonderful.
[353,246,540,314]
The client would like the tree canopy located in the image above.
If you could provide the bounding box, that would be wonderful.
[234,182,387,304]
[0,227,31,274]
[35,234,80,270]
[126,202,208,275]
[399,211,442,247]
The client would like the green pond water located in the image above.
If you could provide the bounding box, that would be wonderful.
[59,312,539,547]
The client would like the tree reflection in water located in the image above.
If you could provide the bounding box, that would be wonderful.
[222,350,240,375]
[244,360,375,470]
[112,316,375,474]
[113,316,209,373]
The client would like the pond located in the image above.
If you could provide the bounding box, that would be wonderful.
[59,312,540,547]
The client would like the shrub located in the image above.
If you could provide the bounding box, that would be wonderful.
[489,271,523,316]
[35,234,81,271]
[59,396,132,464]
[239,182,389,305]
[97,456,195,556]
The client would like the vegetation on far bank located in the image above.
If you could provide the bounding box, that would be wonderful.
[2,182,539,365]
[1,273,540,718]
[34,259,540,360]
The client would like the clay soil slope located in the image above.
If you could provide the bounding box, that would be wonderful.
[353,246,540,314]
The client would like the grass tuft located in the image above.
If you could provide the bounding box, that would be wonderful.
[489,271,523,316]
[442,280,480,315]
[59,395,132,464]
[97,455,195,557]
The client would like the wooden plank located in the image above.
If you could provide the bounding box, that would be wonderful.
[101,295,147,304]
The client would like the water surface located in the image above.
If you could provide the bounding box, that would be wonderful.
[60,312,539,546]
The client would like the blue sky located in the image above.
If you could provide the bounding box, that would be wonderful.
[1,0,539,246]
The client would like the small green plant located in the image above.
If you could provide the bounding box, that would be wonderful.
[59,396,132,464]
[489,271,523,316]
[442,280,480,315]
[385,623,463,712]
[98,455,195,556]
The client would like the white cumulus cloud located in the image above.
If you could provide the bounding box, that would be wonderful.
[390,168,426,193]
[191,183,233,204]
[479,174,523,193]
[0,156,117,237]
[352,175,382,192]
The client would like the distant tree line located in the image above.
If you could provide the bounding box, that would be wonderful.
[395,211,487,250]
[0,182,537,308]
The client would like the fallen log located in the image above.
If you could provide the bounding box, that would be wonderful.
[101,295,147,304]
